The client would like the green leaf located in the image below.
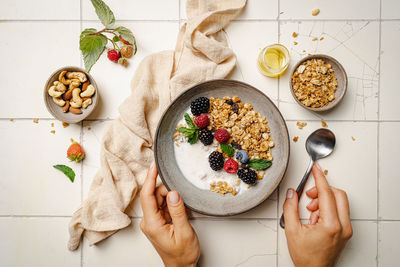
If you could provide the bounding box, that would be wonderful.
[112,35,121,43]
[114,26,136,45]
[220,143,235,157]
[188,130,199,144]
[178,127,195,134]
[53,165,75,182]
[184,113,198,129]
[80,33,107,72]
[90,0,115,27]
[80,28,97,39]
[249,159,272,170]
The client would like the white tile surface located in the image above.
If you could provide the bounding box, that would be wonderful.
[379,122,400,220]
[180,0,278,20]
[378,221,400,266]
[279,0,380,20]
[192,219,277,267]
[0,22,81,118]
[278,21,379,121]
[278,121,378,220]
[83,21,179,119]
[382,0,400,19]
[278,221,377,267]
[83,219,163,267]
[0,0,80,20]
[380,21,400,120]
[82,0,179,21]
[225,21,279,102]
[0,217,80,267]
[0,120,82,215]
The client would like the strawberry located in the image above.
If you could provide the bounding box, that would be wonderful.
[67,142,85,163]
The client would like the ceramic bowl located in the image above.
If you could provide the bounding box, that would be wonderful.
[289,54,347,112]
[44,66,98,124]
[154,79,290,216]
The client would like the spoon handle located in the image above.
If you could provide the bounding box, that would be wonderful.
[279,159,314,229]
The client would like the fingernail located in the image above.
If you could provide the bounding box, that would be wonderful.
[168,191,180,205]
[286,189,294,199]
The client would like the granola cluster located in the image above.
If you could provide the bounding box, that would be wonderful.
[207,96,274,161]
[292,59,338,108]
[210,180,238,196]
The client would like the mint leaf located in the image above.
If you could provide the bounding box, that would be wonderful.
[249,159,272,170]
[90,0,115,27]
[114,26,136,46]
[80,33,107,72]
[184,113,198,129]
[178,127,196,135]
[220,143,235,157]
[188,130,199,144]
[53,165,75,182]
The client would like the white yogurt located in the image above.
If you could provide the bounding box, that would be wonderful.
[174,113,250,195]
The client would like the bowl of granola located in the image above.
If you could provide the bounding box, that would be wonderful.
[290,54,347,112]
[154,79,290,216]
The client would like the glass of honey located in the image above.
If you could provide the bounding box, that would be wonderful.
[257,44,290,78]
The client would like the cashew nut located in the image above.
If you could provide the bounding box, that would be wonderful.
[63,80,81,101]
[80,84,95,98]
[67,72,87,83]
[53,81,66,93]
[82,98,92,109]
[52,96,65,107]
[59,70,71,85]
[70,88,83,108]
[48,86,63,97]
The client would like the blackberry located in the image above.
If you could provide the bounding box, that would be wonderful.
[190,97,210,115]
[199,129,214,145]
[208,151,224,171]
[237,168,257,184]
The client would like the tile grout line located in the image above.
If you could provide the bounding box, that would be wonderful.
[277,0,281,265]
[79,0,84,266]
[376,0,382,266]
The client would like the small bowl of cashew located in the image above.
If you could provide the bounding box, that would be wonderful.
[44,66,98,124]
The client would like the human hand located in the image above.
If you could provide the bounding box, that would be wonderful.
[140,162,200,267]
[283,164,353,267]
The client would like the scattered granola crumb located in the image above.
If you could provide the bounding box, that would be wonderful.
[324,169,328,175]
[280,11,284,14]
[296,121,307,129]
[62,122,69,128]
[320,37,324,41]
[293,136,299,142]
[302,50,306,53]
[9,119,14,122]
[70,138,75,143]
[33,118,39,123]
[50,123,54,127]
[321,120,328,127]
[351,136,356,141]
[294,41,298,45]
[312,37,318,41]
[307,53,312,56]
[312,9,320,16]
[50,130,56,134]
[292,32,298,38]
[88,127,92,130]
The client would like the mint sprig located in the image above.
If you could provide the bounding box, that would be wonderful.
[178,113,199,144]
[53,165,76,182]
[79,0,137,72]
[220,143,235,157]
[249,159,272,170]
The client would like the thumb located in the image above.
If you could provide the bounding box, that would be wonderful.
[283,188,301,233]
[167,191,192,235]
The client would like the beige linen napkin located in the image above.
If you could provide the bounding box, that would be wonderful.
[68,0,247,251]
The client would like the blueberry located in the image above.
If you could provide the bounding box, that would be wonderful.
[235,150,249,164]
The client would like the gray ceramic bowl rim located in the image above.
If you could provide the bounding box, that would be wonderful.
[154,79,290,216]
[289,54,348,112]
[43,66,99,123]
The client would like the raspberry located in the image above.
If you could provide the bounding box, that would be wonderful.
[198,129,213,145]
[214,128,230,143]
[194,113,209,128]
[190,97,210,115]
[107,49,120,62]
[209,151,224,171]
[121,46,133,58]
[118,58,128,67]
[224,159,238,174]
[237,168,257,184]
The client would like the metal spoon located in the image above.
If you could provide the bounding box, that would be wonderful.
[279,128,336,229]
